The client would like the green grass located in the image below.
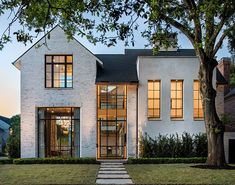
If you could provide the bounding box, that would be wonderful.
[0,164,99,185]
[126,164,235,185]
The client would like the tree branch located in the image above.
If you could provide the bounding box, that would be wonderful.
[159,13,195,46]
[213,25,235,57]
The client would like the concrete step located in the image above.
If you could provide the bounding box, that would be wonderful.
[100,167,125,171]
[99,171,128,174]
[101,165,124,168]
[97,174,130,179]
[96,178,133,184]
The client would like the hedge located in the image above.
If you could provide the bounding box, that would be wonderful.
[13,157,99,164]
[0,158,13,164]
[127,157,207,164]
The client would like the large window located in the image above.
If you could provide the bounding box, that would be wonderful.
[171,80,183,119]
[148,80,161,119]
[45,55,73,88]
[194,80,204,119]
[97,85,127,159]
[38,107,80,157]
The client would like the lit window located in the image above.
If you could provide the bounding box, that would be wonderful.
[171,80,183,119]
[194,80,204,119]
[45,55,73,88]
[148,80,161,119]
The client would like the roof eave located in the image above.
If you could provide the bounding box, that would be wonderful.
[12,59,21,70]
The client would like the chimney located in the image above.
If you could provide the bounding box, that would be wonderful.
[217,57,231,94]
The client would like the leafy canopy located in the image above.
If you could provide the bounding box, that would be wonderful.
[0,0,234,59]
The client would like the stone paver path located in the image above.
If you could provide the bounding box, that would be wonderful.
[96,162,133,184]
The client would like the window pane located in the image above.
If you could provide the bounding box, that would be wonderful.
[177,81,183,90]
[54,56,65,63]
[171,81,176,90]
[148,109,154,117]
[153,81,160,90]
[194,80,199,90]
[148,100,154,109]
[46,56,52,63]
[148,81,153,90]
[171,80,183,118]
[194,80,204,119]
[67,56,73,63]
[148,91,153,99]
[154,91,160,98]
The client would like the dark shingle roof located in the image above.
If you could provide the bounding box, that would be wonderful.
[95,49,196,83]
[0,116,10,125]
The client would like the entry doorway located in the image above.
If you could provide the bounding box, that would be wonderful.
[97,85,127,159]
[229,139,235,164]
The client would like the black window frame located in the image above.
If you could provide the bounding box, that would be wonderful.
[45,55,73,88]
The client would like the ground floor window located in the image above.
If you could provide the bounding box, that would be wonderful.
[38,107,80,157]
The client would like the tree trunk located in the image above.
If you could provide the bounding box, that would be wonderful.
[198,57,226,166]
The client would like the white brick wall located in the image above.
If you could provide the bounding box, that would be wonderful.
[137,56,206,137]
[127,85,137,157]
[19,26,98,158]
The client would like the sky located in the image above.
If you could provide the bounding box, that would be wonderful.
[0,13,231,118]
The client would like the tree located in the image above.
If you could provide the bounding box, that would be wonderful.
[228,29,235,87]
[1,0,235,166]
[6,115,20,158]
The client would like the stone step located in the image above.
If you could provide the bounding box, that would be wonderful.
[96,178,133,184]
[97,174,130,179]
[100,167,125,171]
[100,162,123,165]
[99,171,128,174]
[101,165,124,168]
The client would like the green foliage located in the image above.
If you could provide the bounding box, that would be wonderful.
[127,157,207,164]
[0,0,234,55]
[13,157,98,164]
[230,63,235,87]
[6,115,20,158]
[0,158,13,164]
[220,113,232,125]
[139,132,207,158]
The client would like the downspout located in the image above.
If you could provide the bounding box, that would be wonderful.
[136,84,139,158]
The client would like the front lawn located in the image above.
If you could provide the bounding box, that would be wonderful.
[0,164,99,184]
[126,164,235,185]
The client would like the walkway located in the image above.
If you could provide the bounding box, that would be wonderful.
[96,162,133,184]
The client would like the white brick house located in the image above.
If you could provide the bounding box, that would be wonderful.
[13,26,229,161]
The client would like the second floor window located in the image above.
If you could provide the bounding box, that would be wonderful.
[148,80,161,119]
[171,80,183,119]
[45,55,73,88]
[194,80,204,119]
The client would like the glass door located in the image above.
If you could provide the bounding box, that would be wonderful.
[97,85,127,159]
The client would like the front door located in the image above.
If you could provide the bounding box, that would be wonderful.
[229,139,235,164]
[97,85,127,159]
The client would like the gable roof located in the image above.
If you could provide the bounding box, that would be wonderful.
[12,25,103,70]
[225,88,235,99]
[216,68,227,85]
[95,49,197,83]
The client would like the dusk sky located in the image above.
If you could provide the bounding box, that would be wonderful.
[0,13,231,118]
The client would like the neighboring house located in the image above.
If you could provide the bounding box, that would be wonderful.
[0,116,10,154]
[217,59,235,163]
[13,26,229,161]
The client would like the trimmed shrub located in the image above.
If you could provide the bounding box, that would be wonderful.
[13,157,99,164]
[0,158,13,164]
[128,157,207,164]
[139,132,207,158]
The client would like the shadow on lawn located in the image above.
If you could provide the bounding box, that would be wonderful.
[191,164,235,170]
